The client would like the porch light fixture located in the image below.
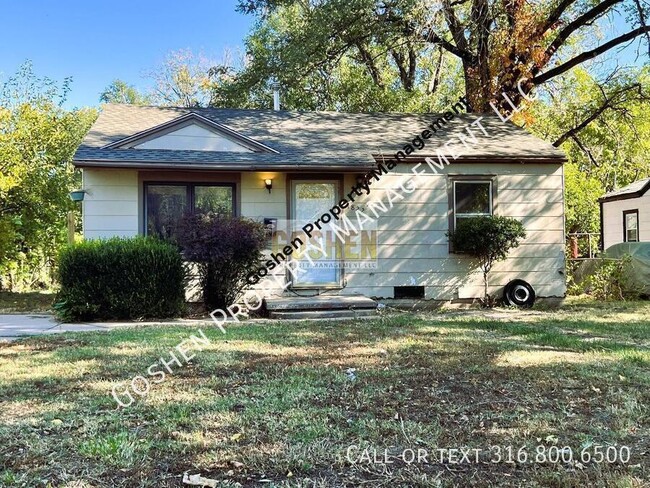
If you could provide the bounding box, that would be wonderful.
[69,189,86,202]
[264,178,273,193]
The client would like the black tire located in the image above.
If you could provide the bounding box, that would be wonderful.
[503,279,536,308]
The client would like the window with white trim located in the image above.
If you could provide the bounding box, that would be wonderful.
[453,180,493,227]
[623,210,639,242]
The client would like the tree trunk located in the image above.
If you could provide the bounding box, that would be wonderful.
[570,235,580,259]
[462,61,492,113]
[483,268,490,306]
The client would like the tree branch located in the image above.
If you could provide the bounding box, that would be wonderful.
[542,0,625,62]
[532,26,650,84]
[390,50,410,89]
[553,106,609,147]
[540,0,580,34]
[356,42,384,87]
[0,204,19,215]
[422,29,476,61]
[570,134,600,167]
[472,0,491,103]
[552,83,644,146]
[389,44,418,90]
[440,0,475,61]
[428,47,445,94]
[633,0,650,57]
[407,46,417,88]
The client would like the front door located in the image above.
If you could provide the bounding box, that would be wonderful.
[290,180,341,287]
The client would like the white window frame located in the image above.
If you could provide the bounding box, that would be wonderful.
[453,180,493,228]
[623,209,639,243]
[289,178,343,288]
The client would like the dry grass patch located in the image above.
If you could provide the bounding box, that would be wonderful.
[0,300,648,487]
[494,350,612,367]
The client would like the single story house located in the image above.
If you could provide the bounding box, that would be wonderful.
[600,177,650,250]
[73,104,567,302]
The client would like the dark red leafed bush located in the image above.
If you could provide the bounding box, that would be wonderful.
[177,213,267,310]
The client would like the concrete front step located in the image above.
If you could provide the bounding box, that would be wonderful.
[264,295,377,312]
[269,309,378,320]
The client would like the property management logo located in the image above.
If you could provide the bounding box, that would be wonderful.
[267,219,378,270]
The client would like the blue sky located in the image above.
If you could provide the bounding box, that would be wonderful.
[0,0,253,108]
[0,1,645,110]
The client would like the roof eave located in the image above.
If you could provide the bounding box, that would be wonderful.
[372,154,567,164]
[599,179,650,203]
[72,159,376,172]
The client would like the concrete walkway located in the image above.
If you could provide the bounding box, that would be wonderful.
[0,314,114,340]
[0,314,227,341]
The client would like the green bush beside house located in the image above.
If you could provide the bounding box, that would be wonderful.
[447,216,527,306]
[55,237,186,321]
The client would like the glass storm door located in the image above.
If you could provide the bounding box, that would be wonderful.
[291,180,341,286]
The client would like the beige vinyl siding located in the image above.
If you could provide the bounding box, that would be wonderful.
[82,169,139,239]
[240,173,289,294]
[133,123,253,152]
[339,162,566,299]
[83,163,566,301]
[240,172,286,219]
[602,193,650,249]
[374,229,564,247]
[642,201,650,241]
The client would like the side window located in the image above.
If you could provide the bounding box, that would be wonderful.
[194,185,234,216]
[623,210,639,242]
[453,180,493,228]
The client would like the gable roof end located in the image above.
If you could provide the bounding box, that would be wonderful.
[102,112,279,154]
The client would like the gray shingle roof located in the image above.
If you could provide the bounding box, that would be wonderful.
[73,104,566,171]
[600,177,650,202]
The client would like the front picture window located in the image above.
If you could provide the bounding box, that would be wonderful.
[145,183,235,240]
[146,185,187,240]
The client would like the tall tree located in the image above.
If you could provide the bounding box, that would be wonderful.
[149,49,219,107]
[226,0,649,113]
[214,1,463,111]
[526,66,650,233]
[0,62,96,290]
[100,79,150,105]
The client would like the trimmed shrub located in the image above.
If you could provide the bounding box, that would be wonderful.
[177,213,267,310]
[447,216,526,306]
[55,237,185,321]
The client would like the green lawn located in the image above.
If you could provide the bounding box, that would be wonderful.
[0,300,649,487]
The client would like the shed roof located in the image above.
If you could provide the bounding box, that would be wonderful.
[600,177,650,203]
[73,104,566,171]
